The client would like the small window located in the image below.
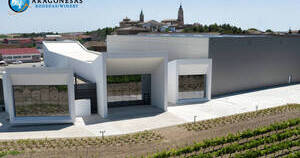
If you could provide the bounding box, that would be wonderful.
[13,56,21,59]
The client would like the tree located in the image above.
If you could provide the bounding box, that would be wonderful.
[248,28,258,31]
[266,29,273,33]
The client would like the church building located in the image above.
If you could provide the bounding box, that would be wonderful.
[161,4,185,27]
[119,4,185,30]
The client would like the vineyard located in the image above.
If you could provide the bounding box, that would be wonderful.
[0,104,298,158]
[149,118,300,158]
[181,104,299,132]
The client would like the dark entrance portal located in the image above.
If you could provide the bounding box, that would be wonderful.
[74,75,98,114]
[107,74,151,107]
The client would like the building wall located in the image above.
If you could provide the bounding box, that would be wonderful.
[2,54,41,63]
[107,35,209,61]
[151,59,168,111]
[168,61,177,103]
[209,36,300,96]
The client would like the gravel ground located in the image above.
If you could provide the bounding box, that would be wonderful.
[6,108,299,158]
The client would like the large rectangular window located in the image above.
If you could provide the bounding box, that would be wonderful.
[107,74,151,107]
[13,85,69,117]
[178,75,206,100]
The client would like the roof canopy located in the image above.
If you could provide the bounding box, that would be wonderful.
[43,41,99,62]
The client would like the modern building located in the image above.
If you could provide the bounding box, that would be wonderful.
[0,48,41,63]
[42,41,167,119]
[107,34,300,96]
[2,34,300,125]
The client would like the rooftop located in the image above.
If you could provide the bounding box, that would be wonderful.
[4,38,31,41]
[43,41,99,63]
[135,33,268,38]
[0,48,40,55]
[46,35,62,38]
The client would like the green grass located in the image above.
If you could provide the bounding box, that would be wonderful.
[283,151,300,158]
[107,75,142,84]
[0,151,21,157]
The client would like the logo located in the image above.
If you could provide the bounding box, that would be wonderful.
[8,0,30,13]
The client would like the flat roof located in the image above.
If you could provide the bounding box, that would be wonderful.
[43,41,99,63]
[134,33,267,38]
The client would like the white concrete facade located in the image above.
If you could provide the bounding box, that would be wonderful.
[2,37,212,125]
[42,41,168,119]
[1,35,300,128]
[168,59,212,104]
[108,35,213,105]
[2,68,75,125]
[106,53,168,111]
[107,35,209,61]
[43,41,107,118]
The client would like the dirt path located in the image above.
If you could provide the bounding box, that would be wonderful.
[10,110,299,158]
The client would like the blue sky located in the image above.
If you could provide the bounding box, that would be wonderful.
[0,0,299,34]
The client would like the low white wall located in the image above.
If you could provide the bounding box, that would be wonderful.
[2,72,14,120]
[75,99,91,117]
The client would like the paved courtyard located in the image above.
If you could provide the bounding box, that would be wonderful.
[0,84,300,140]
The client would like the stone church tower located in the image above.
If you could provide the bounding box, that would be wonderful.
[177,4,184,25]
[140,10,144,22]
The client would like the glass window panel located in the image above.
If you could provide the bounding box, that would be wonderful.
[107,74,151,107]
[13,85,69,117]
[178,75,205,100]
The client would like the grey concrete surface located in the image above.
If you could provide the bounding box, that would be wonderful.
[209,37,300,96]
[0,84,300,140]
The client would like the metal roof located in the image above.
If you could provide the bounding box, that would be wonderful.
[0,48,40,55]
